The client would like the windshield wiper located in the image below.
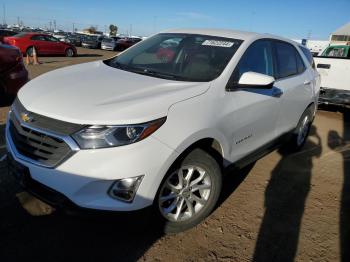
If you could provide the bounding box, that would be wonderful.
[132,68,186,81]
[107,62,188,81]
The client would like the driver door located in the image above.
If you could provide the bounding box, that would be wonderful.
[219,39,282,162]
[43,35,63,54]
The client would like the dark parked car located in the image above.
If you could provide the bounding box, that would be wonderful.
[115,37,142,51]
[0,29,17,43]
[0,44,28,105]
[81,35,104,49]
[3,33,77,57]
[64,34,82,47]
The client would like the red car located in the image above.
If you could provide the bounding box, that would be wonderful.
[115,37,142,51]
[0,44,28,105]
[3,32,77,57]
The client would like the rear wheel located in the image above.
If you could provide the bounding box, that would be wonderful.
[156,148,222,233]
[65,48,74,57]
[286,107,313,152]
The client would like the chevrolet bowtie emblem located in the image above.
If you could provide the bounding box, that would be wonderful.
[20,112,33,123]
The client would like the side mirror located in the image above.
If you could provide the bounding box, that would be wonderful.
[238,72,275,89]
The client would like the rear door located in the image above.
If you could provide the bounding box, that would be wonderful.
[30,35,51,55]
[272,41,314,135]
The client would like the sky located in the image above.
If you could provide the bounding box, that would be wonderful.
[1,0,349,40]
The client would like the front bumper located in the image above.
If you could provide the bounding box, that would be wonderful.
[101,45,115,51]
[6,118,178,211]
[82,43,98,49]
[319,87,350,107]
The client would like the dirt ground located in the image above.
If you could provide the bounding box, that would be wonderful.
[0,48,349,262]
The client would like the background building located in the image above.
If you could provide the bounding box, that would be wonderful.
[331,22,350,44]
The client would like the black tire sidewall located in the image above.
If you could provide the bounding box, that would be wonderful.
[154,148,222,234]
[288,107,313,152]
[26,46,34,56]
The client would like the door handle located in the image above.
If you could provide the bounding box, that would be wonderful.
[272,88,283,98]
[303,80,311,85]
[317,63,331,69]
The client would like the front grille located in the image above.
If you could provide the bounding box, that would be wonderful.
[8,111,74,167]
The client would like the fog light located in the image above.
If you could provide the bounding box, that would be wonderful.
[108,176,144,202]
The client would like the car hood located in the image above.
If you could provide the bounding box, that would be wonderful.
[18,61,210,125]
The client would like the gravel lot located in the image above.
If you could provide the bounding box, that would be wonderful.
[0,47,349,262]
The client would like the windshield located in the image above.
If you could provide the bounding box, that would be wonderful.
[13,32,28,38]
[84,36,97,41]
[103,38,114,43]
[323,47,347,57]
[105,33,242,82]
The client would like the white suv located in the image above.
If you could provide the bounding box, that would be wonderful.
[6,29,320,233]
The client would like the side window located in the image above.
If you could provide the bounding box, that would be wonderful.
[275,42,298,78]
[295,50,306,74]
[31,35,45,41]
[45,36,59,42]
[232,40,274,84]
[300,46,315,69]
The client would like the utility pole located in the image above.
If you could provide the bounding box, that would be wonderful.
[2,4,6,25]
[49,21,52,31]
[153,16,157,34]
[307,30,312,40]
[72,23,75,33]
[129,24,132,37]
[53,20,56,31]
[17,16,20,26]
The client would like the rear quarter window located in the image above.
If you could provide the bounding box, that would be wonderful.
[300,46,315,69]
[275,42,298,78]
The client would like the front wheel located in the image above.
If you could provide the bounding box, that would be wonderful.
[156,148,222,233]
[26,46,34,56]
[65,48,74,57]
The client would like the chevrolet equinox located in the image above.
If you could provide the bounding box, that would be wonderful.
[6,29,320,233]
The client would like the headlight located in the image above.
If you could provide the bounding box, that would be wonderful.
[72,117,166,149]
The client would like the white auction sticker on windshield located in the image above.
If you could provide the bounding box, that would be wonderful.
[202,40,234,47]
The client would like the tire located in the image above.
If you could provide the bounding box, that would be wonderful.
[286,107,313,152]
[65,48,74,57]
[26,46,34,56]
[155,148,222,233]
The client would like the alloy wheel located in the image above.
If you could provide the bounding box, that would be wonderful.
[158,165,212,222]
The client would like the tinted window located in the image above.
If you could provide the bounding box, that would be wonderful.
[31,35,46,41]
[300,46,315,69]
[295,50,306,74]
[231,40,274,84]
[45,35,59,42]
[107,33,242,82]
[0,30,16,36]
[275,42,297,78]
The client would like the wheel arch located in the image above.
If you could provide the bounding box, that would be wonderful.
[307,102,316,118]
[151,136,226,205]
